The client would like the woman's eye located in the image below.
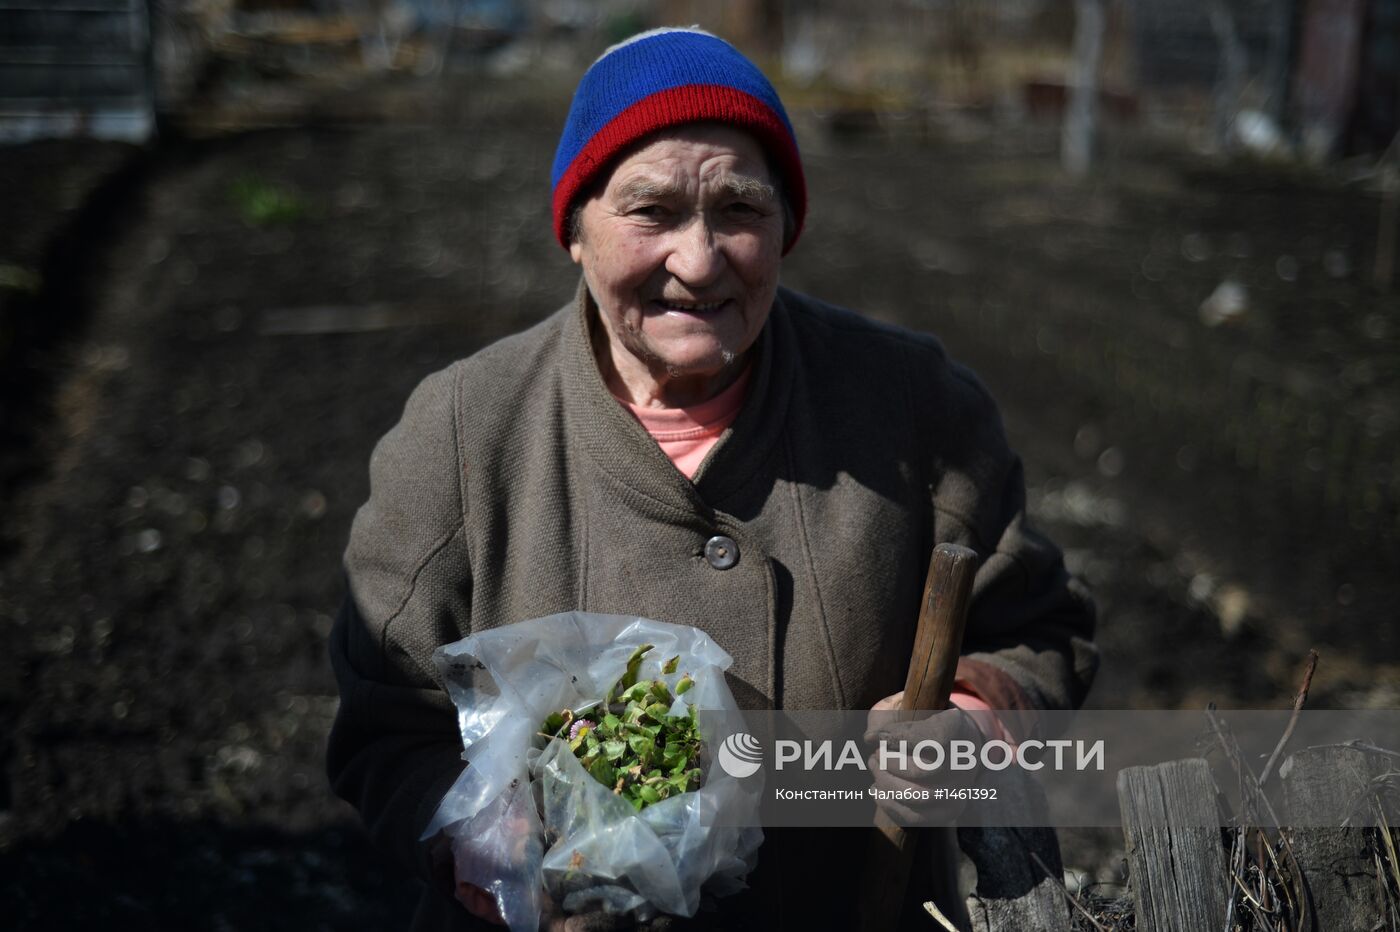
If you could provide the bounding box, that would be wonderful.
[631,204,668,219]
[724,202,762,218]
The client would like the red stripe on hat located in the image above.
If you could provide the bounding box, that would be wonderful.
[552,84,806,254]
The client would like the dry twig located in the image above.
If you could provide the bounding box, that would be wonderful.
[920,899,961,932]
[1225,826,1244,931]
[1208,700,1320,932]
[1260,650,1319,787]
[1023,846,1112,932]
[1207,704,1284,828]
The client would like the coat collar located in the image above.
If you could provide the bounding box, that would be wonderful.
[561,278,795,513]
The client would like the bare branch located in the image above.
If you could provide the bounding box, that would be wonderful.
[1260,649,1320,787]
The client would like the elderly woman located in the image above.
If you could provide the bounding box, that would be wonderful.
[327,27,1096,932]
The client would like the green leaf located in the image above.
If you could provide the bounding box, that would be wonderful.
[228,174,307,226]
[620,644,652,691]
[676,675,694,696]
[540,658,706,810]
[587,757,616,787]
[662,655,679,675]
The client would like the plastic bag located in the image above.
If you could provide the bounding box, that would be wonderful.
[423,612,763,931]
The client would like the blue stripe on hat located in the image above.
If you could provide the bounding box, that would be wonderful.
[550,30,794,189]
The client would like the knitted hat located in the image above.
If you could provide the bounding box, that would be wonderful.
[551,27,806,253]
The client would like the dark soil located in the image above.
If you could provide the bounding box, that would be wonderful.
[2,55,1396,929]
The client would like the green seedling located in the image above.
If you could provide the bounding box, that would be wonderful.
[540,644,704,811]
[229,174,307,226]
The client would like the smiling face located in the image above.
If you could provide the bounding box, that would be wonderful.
[569,123,786,408]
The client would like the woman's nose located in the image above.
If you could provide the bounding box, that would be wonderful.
[664,216,724,286]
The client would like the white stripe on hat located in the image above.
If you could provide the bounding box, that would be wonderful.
[595,25,719,63]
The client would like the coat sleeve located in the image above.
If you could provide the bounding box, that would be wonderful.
[932,363,1099,739]
[326,365,474,883]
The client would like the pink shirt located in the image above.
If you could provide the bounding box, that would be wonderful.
[616,370,1013,740]
[616,366,752,480]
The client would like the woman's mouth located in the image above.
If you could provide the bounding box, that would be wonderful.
[652,298,730,314]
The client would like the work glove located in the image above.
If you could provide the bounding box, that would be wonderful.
[863,690,991,826]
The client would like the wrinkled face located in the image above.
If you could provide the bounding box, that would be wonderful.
[570,124,785,397]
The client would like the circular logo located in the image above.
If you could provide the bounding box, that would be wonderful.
[717,732,763,778]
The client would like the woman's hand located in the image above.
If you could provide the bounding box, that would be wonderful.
[864,690,987,825]
[457,881,508,925]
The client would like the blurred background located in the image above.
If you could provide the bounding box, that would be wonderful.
[1,0,1397,927]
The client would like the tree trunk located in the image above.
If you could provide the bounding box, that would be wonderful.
[1062,0,1105,177]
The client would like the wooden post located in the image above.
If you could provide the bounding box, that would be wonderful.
[1280,745,1391,931]
[958,767,1072,932]
[1117,759,1229,932]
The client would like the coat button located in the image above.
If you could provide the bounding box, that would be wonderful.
[704,535,739,570]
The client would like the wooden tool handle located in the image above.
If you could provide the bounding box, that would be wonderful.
[901,543,979,713]
[858,542,979,932]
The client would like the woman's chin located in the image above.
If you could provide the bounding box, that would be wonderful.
[656,349,740,381]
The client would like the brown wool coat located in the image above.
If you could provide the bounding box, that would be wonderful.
[327,282,1098,930]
